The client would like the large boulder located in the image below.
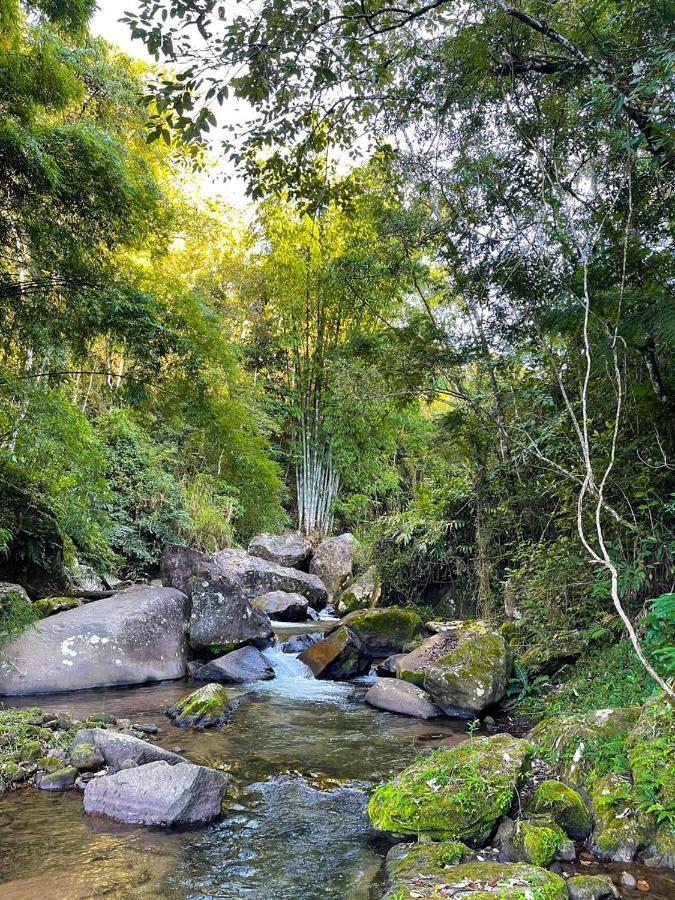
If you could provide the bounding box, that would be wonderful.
[160,545,211,595]
[309,533,355,599]
[70,728,185,768]
[83,759,229,827]
[213,549,328,609]
[188,572,274,652]
[365,679,441,719]
[0,586,189,695]
[336,567,380,615]
[394,632,459,686]
[248,533,312,569]
[528,779,591,839]
[193,646,275,683]
[517,629,589,677]
[368,734,532,842]
[251,591,308,622]
[421,620,512,716]
[282,632,322,654]
[298,625,368,680]
[384,858,567,900]
[333,607,426,658]
[166,683,232,729]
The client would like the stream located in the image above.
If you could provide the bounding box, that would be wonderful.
[0,622,673,899]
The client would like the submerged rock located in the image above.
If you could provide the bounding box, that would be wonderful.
[83,759,229,827]
[251,590,308,622]
[422,620,512,716]
[309,533,355,599]
[298,625,368,680]
[70,728,185,768]
[193,646,275,683]
[368,733,532,842]
[384,859,567,900]
[36,766,78,792]
[334,607,426,658]
[365,679,441,719]
[166,683,232,729]
[188,572,274,652]
[248,533,312,569]
[336,567,380,615]
[0,586,189,695]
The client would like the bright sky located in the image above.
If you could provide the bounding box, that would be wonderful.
[91,0,250,207]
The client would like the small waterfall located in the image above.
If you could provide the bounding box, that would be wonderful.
[260,645,353,702]
[263,645,313,680]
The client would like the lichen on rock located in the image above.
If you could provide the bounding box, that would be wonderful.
[166,683,232,729]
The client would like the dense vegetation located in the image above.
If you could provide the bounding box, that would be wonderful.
[2,1,674,701]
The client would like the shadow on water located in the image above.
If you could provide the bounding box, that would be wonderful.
[0,646,465,899]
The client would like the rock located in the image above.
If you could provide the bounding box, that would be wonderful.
[395,632,460,685]
[34,596,81,617]
[248,533,312,569]
[567,874,616,900]
[37,754,67,773]
[193,646,275,683]
[528,779,591,839]
[0,582,31,605]
[70,742,105,772]
[0,586,189,695]
[384,860,567,900]
[641,824,675,869]
[213,548,328,608]
[132,723,159,735]
[166,683,232,728]
[589,773,655,863]
[308,533,355,599]
[620,871,637,888]
[160,545,212,595]
[365,679,442,719]
[637,879,650,891]
[70,728,185,768]
[530,708,641,786]
[333,607,426,658]
[375,653,405,677]
[421,620,512,716]
[282,633,322,654]
[385,840,472,886]
[517,630,589,676]
[496,816,568,867]
[298,626,368,680]
[336,567,380,615]
[251,590,308,622]
[188,571,274,652]
[68,563,106,593]
[37,766,78,791]
[83,759,229,827]
[368,733,532,842]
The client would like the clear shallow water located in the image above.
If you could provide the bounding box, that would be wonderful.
[0,644,464,899]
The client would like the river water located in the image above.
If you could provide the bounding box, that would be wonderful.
[0,628,672,899]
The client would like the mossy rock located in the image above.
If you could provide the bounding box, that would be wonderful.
[385,860,567,900]
[37,766,78,792]
[34,596,81,617]
[627,693,675,828]
[385,840,471,884]
[337,607,425,657]
[566,874,615,900]
[589,772,655,862]
[37,754,65,773]
[298,625,369,680]
[517,630,588,677]
[335,567,381,615]
[423,622,512,716]
[0,760,24,782]
[166,683,231,729]
[368,734,532,843]
[530,707,640,786]
[529,779,591,839]
[642,823,675,869]
[70,741,104,771]
[508,819,568,867]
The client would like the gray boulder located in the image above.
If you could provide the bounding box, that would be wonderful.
[336,566,380,615]
[70,728,185,768]
[248,533,312,569]
[251,590,308,621]
[188,572,274,652]
[309,533,355,598]
[83,760,229,827]
[37,766,78,792]
[365,679,442,719]
[0,582,31,605]
[160,545,212,595]
[213,549,328,609]
[0,586,189,695]
[282,633,322,654]
[193,646,275,683]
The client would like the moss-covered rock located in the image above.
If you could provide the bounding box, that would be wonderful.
[385,840,471,884]
[627,693,674,836]
[36,766,78,791]
[336,607,425,657]
[165,683,232,729]
[422,621,512,716]
[517,630,588,677]
[368,734,532,843]
[298,625,369,680]
[642,824,675,869]
[530,707,640,785]
[336,567,381,615]
[566,874,615,900]
[34,596,81,617]
[385,860,567,900]
[37,754,66,773]
[395,633,458,686]
[529,779,591,839]
[589,772,655,862]
[499,818,568,867]
[70,741,105,771]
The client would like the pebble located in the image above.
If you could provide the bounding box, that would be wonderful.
[636,880,650,892]
[621,872,637,889]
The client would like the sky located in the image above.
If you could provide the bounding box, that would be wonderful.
[91,0,250,206]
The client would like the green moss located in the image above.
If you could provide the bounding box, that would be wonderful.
[166,683,231,728]
[368,734,531,842]
[34,596,80,617]
[627,693,675,828]
[340,607,425,652]
[386,861,567,900]
[386,840,470,883]
[37,754,65,773]
[518,820,566,867]
[530,779,591,838]
[566,874,615,900]
[589,773,656,859]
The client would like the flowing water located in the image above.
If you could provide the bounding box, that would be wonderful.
[0,635,673,900]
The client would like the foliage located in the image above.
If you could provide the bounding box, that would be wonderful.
[0,589,39,644]
[644,593,675,678]
[507,662,551,703]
